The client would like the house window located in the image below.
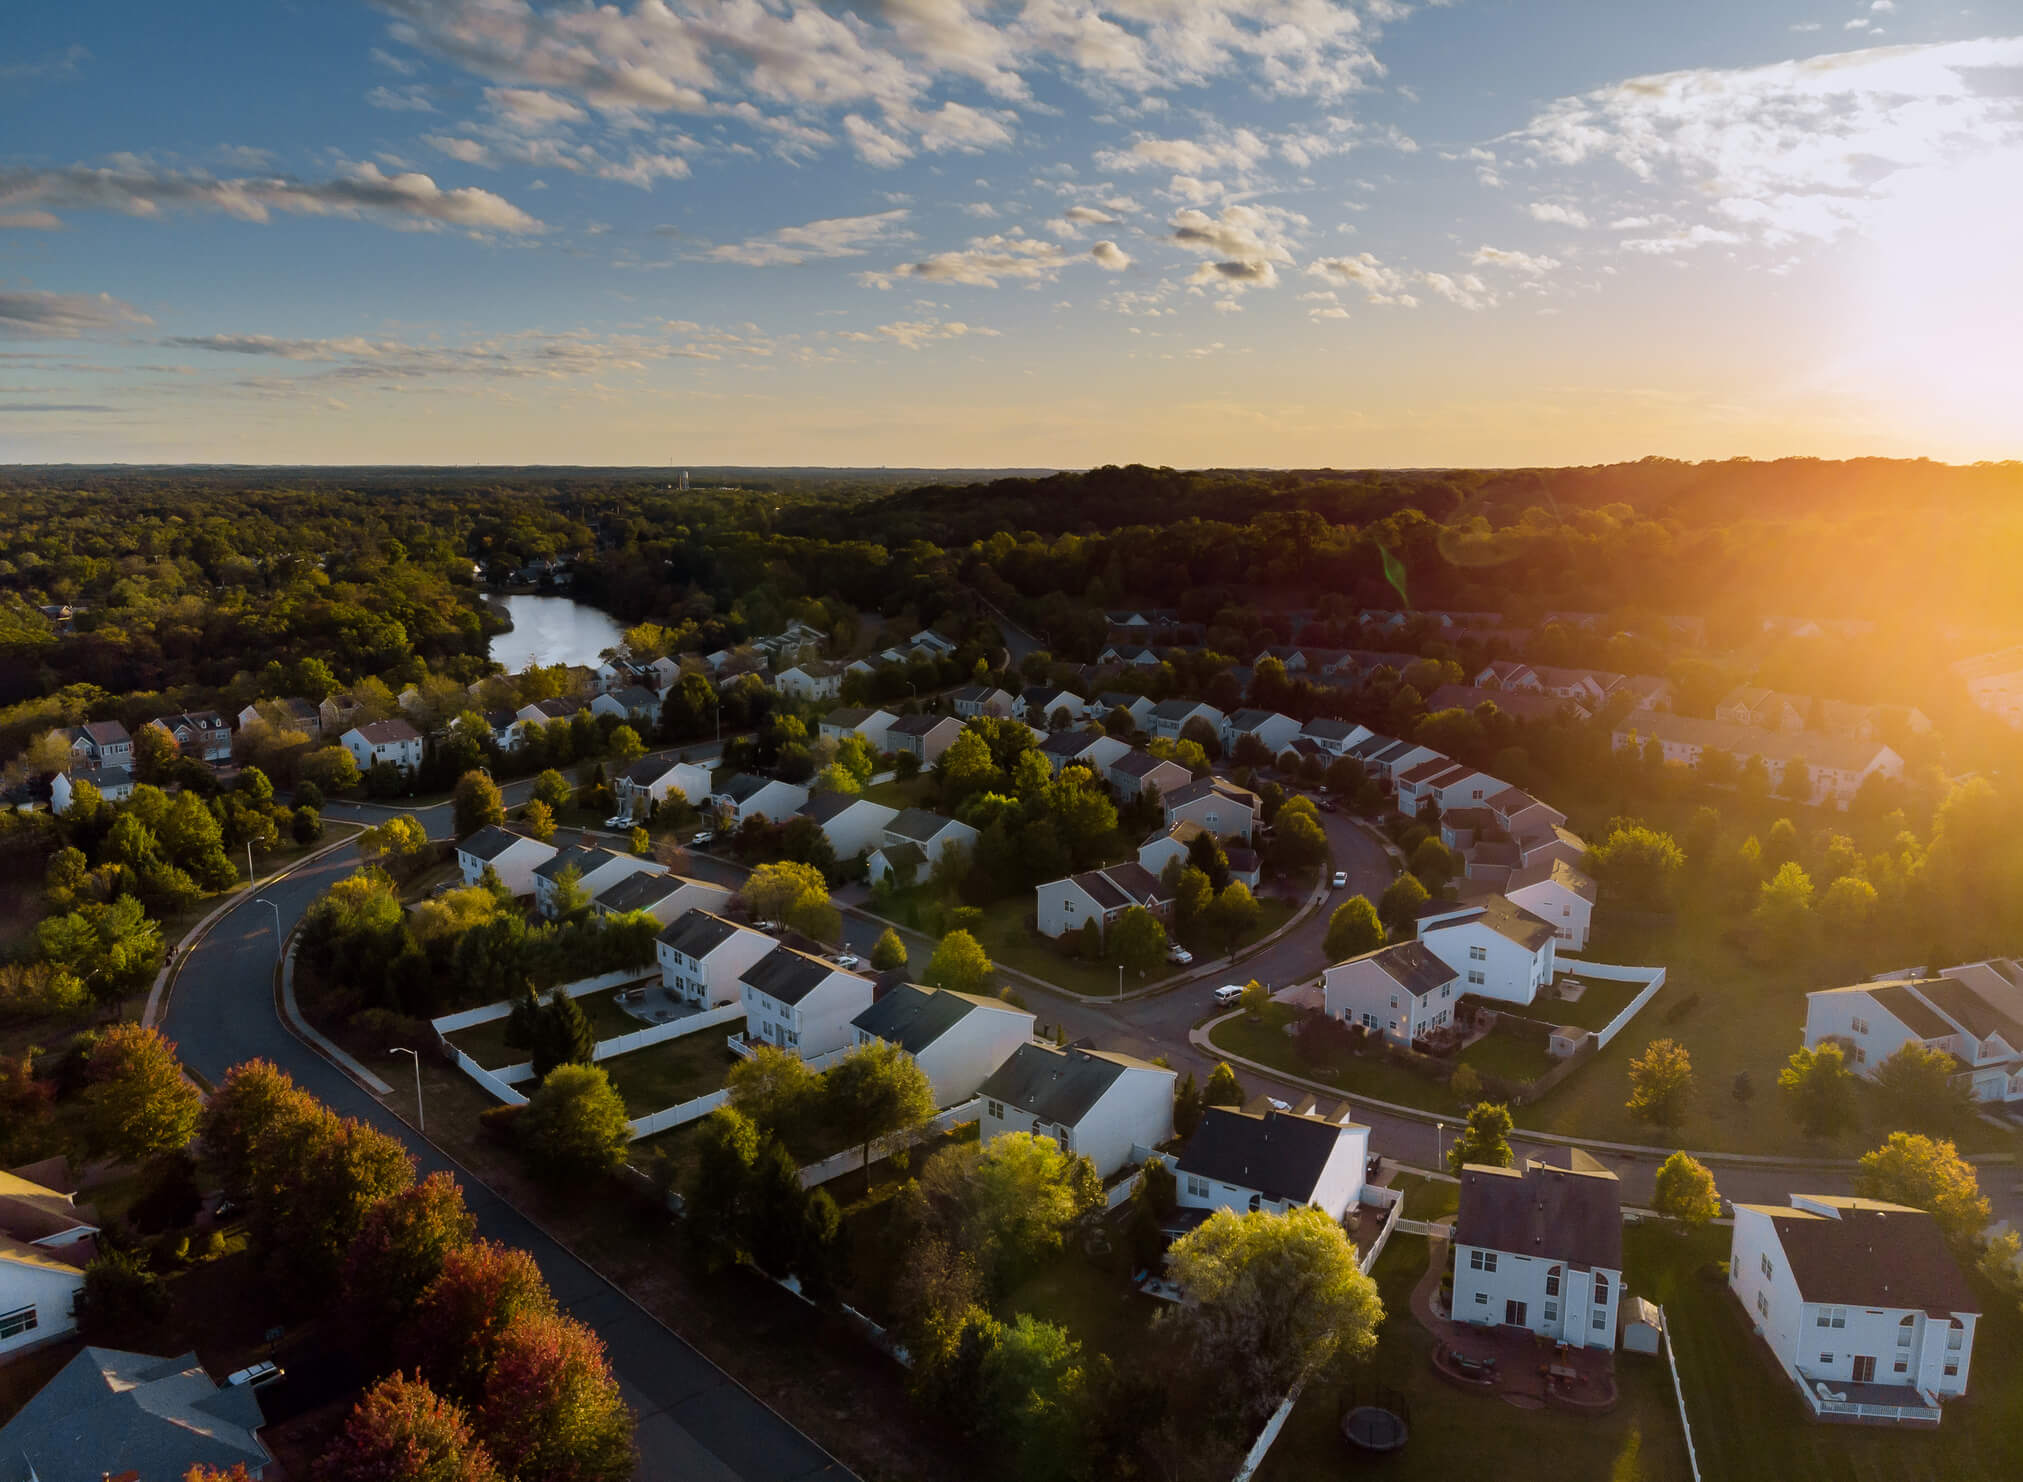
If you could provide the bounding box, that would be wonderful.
[1389,995,1399,1009]
[1545,1267,1561,1297]
[1757,1292,1770,1319]
[1897,1316,1914,1348]
[1470,1250,1498,1273]
[1947,1321,1964,1351]
[1817,1307,1846,1329]
[1851,1016,1869,1035]
[1945,1361,1959,1377]
[1820,1353,1835,1366]
[1474,1292,1488,1306]
[1469,945,1488,962]
[0,1306,36,1340]
[1895,1359,1909,1374]
[1441,984,1451,998]
[1468,971,1485,986]
[987,1100,1004,1120]
[1761,1254,1774,1280]
[1186,1175,1208,1198]
[1544,1302,1558,1322]
[1853,1048,1866,1065]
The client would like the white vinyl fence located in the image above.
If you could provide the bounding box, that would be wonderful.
[1555,959,1668,1049]
[429,968,654,1035]
[629,1088,730,1140]
[796,1097,982,1187]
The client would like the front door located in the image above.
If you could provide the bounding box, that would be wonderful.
[1852,1356,1877,1383]
[1505,1299,1528,1328]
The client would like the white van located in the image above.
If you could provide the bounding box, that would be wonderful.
[1213,984,1245,1006]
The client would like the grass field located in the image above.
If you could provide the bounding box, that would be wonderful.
[1259,1234,1691,1482]
[1627,1223,2023,1482]
[1388,1172,1459,1222]
[1208,1003,1460,1113]
[597,1029,737,1116]
[1006,1252,1162,1366]
[862,775,937,810]
[1508,974,1648,1031]
[1458,1026,1559,1084]
[446,985,649,1068]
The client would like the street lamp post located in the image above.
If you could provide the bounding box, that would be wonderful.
[390,1047,424,1133]
[252,897,283,963]
[1435,1121,1445,1171]
[1117,963,1124,1002]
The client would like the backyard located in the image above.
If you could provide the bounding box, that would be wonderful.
[444,982,655,1069]
[966,889,1301,999]
[1208,1002,1461,1114]
[597,1029,738,1117]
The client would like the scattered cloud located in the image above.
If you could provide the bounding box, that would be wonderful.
[838,318,1000,350]
[0,211,63,231]
[1418,271,1495,309]
[868,233,1076,288]
[1307,253,1417,306]
[704,208,913,267]
[0,44,88,83]
[366,83,436,112]
[0,290,150,339]
[1471,245,1561,274]
[1091,240,1132,270]
[1527,202,1590,228]
[485,86,588,128]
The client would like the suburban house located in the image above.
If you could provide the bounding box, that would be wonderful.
[1398,760,1505,814]
[798,792,900,860]
[1952,646,2023,730]
[1163,775,1260,842]
[883,712,965,764]
[1108,749,1192,801]
[593,657,647,693]
[1318,940,1463,1045]
[1613,675,1675,711]
[468,707,526,751]
[1219,708,1302,758]
[1146,698,1224,740]
[590,685,661,724]
[774,661,846,701]
[739,946,876,1059]
[1728,1195,1979,1422]
[1138,819,1262,890]
[455,825,558,897]
[1609,713,1904,809]
[1416,895,1557,1006]
[1473,660,1539,690]
[50,764,134,814]
[866,808,979,889]
[340,717,423,774]
[515,697,583,728]
[532,845,663,918]
[1487,785,1567,843]
[657,910,777,1007]
[0,1346,273,1478]
[614,755,712,821]
[1717,686,1811,732]
[950,685,1015,719]
[0,1165,96,1359]
[1096,692,1156,730]
[1802,959,2023,1103]
[1529,667,1621,708]
[1038,729,1130,776]
[592,871,732,926]
[62,720,133,767]
[711,773,812,826]
[1175,1107,1370,1223]
[819,706,898,747]
[909,628,957,657]
[1424,684,1593,724]
[978,1043,1176,1178]
[1035,862,1175,941]
[1453,1156,1623,1350]
[1365,739,1443,788]
[851,984,1036,1106]
[1018,686,1087,727]
[1503,857,1597,952]
[1299,717,1369,756]
[1098,644,1161,667]
[236,696,323,738]
[148,710,233,763]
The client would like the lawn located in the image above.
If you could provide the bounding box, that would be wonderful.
[1626,1223,2023,1482]
[1505,974,1649,1032]
[597,1029,738,1117]
[1387,1172,1459,1222]
[966,888,1301,999]
[1258,1234,1691,1482]
[1207,1003,1459,1114]
[1005,1249,1162,1367]
[1458,1026,1560,1084]
[863,775,936,810]
[446,984,650,1068]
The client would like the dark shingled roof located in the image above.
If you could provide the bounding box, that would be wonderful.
[0,1346,271,1482]
[799,790,863,824]
[718,772,778,802]
[1457,1159,1623,1272]
[978,1043,1166,1125]
[533,843,619,880]
[887,712,955,737]
[1353,940,1459,999]
[742,946,861,1005]
[1421,894,1557,952]
[887,807,957,843]
[1741,1198,1979,1313]
[824,706,882,728]
[1112,750,1177,779]
[352,717,421,743]
[594,870,690,914]
[852,982,1005,1054]
[459,823,538,861]
[1177,1107,1358,1206]
[1866,982,1961,1040]
[1040,728,1103,757]
[621,754,686,785]
[1302,717,1358,742]
[1917,976,2023,1050]
[656,908,746,958]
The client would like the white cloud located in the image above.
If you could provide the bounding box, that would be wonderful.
[1527,202,1591,228]
[1169,202,1303,294]
[162,321,766,382]
[1064,204,1117,225]
[705,208,913,267]
[1471,245,1561,274]
[0,289,150,339]
[426,135,492,166]
[0,160,543,233]
[844,114,914,168]
[1091,239,1132,270]
[1167,174,1224,204]
[1418,271,1495,309]
[838,317,1000,350]
[367,84,436,112]
[0,211,63,230]
[873,232,1076,287]
[1096,129,1271,177]
[1306,252,1416,305]
[486,86,588,128]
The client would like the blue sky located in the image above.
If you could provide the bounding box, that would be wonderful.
[3,1,2018,466]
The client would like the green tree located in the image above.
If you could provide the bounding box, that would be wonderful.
[739,860,832,934]
[912,1132,1103,1290]
[1323,896,1383,962]
[452,771,505,837]
[1172,864,1214,924]
[825,1038,937,1180]
[522,799,557,843]
[924,929,994,994]
[1239,979,1271,1019]
[519,1065,632,1183]
[1817,874,1879,937]
[1377,872,1429,939]
[1110,905,1168,980]
[937,729,1002,805]
[1448,1064,1484,1107]
[248,1104,418,1298]
[1204,1060,1244,1108]
[358,814,433,873]
[1586,825,1686,912]
[1448,1101,1515,1173]
[531,769,573,813]
[301,744,363,794]
[1625,1038,1694,1129]
[1778,1042,1857,1138]
[1752,861,1815,959]
[1856,1132,1991,1244]
[1272,806,1328,870]
[1410,836,1456,890]
[685,1106,762,1269]
[1872,1041,1978,1134]
[1173,1071,1205,1137]
[340,1171,479,1344]
[82,1023,203,1164]
[725,1044,821,1144]
[870,927,908,972]
[1651,1151,1720,1228]
[76,1247,168,1338]
[1209,880,1261,953]
[317,1372,501,1482]
[606,725,645,766]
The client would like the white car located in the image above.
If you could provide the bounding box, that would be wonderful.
[690,830,714,848]
[834,951,861,969]
[1213,984,1245,1006]
[1166,945,1194,966]
[603,815,633,830]
[1266,1097,1292,1112]
[227,1361,284,1389]
[1331,870,1348,888]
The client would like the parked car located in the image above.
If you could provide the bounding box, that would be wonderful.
[1213,984,1245,1006]
[228,1361,284,1389]
[602,814,631,829]
[690,830,714,847]
[833,951,860,969]
[1319,797,1339,813]
[1167,945,1194,966]
[1331,870,1348,888]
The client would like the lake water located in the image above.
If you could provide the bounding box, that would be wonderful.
[487,595,626,672]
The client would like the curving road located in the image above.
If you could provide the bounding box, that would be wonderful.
[162,753,852,1482]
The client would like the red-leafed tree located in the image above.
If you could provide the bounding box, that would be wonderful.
[315,1372,501,1482]
[397,1240,557,1406]
[476,1311,635,1482]
[341,1172,479,1348]
[201,1059,317,1199]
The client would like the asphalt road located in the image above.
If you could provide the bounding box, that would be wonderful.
[167,752,853,1482]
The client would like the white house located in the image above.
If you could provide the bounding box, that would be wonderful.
[657,910,777,1007]
[740,946,876,1059]
[1453,1156,1622,1350]
[1952,646,2023,731]
[1416,895,1557,1006]
[950,685,1014,719]
[593,871,732,926]
[1038,729,1131,776]
[1098,644,1161,668]
[614,755,712,822]
[1146,699,1224,740]
[1728,1194,1979,1422]
[148,710,234,763]
[1162,776,1260,842]
[0,1346,273,1478]
[866,808,979,889]
[1137,819,1217,882]
[1319,941,1464,1046]
[1484,785,1567,846]
[455,825,558,897]
[798,792,900,860]
[1018,686,1087,727]
[819,706,898,747]
[1473,660,1539,691]
[978,1043,1176,1178]
[1109,749,1193,800]
[1609,714,1904,811]
[1504,857,1597,952]
[0,1166,96,1359]
[883,713,964,764]
[1175,1107,1370,1223]
[590,685,660,724]
[515,697,582,728]
[237,697,322,739]
[1035,862,1174,941]
[1220,709,1302,758]
[533,845,663,918]
[774,662,846,702]
[62,720,133,767]
[341,718,423,774]
[711,774,812,826]
[1366,740,1442,788]
[1802,959,2023,1103]
[1095,692,1156,730]
[851,984,1036,1106]
[50,764,134,815]
[1298,717,1368,756]
[466,708,526,751]
[909,628,958,657]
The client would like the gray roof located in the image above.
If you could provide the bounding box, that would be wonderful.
[887,712,956,737]
[1738,1198,1978,1313]
[742,946,859,1005]
[1225,708,1282,732]
[533,843,619,880]
[718,772,778,802]
[1357,940,1460,998]
[852,982,1005,1054]
[1302,717,1358,742]
[609,684,659,710]
[1040,728,1103,757]
[799,789,865,824]
[0,1346,270,1482]
[887,807,957,843]
[1111,749,1179,779]
[656,908,746,958]
[594,871,688,914]
[1864,982,1960,1040]
[1164,775,1259,811]
[459,823,539,861]
[621,754,686,785]
[1150,698,1211,721]
[1346,733,1399,761]
[1457,1159,1623,1271]
[1178,1107,1359,1206]
[977,1043,1166,1125]
[1438,894,1557,952]
[824,706,882,728]
[1370,739,1419,765]
[873,840,927,874]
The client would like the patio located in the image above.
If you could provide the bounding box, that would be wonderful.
[615,982,709,1026]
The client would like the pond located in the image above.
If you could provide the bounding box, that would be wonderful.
[486,594,626,672]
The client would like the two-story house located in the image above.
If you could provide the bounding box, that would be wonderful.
[1801,958,2023,1103]
[1038,729,1131,776]
[341,718,423,775]
[1319,940,1463,1045]
[850,984,1036,1106]
[0,1165,98,1360]
[1146,699,1224,741]
[774,662,846,702]
[1416,895,1557,1007]
[950,685,1015,719]
[1453,1155,1622,1350]
[1108,749,1192,801]
[456,825,559,897]
[739,946,876,1059]
[532,845,663,918]
[657,910,777,1007]
[1162,776,1259,843]
[63,721,133,769]
[1018,686,1087,729]
[866,808,980,887]
[883,712,965,765]
[1298,717,1369,756]
[1728,1194,1979,1423]
[1504,857,1598,952]
[1095,692,1156,731]
[1035,862,1174,942]
[1175,1107,1370,1223]
[148,710,233,763]
[237,697,323,740]
[711,774,812,827]
[590,685,661,725]
[592,870,732,926]
[819,707,898,748]
[1138,820,1260,890]
[978,1043,1176,1178]
[1220,709,1302,759]
[614,756,712,822]
[798,792,900,861]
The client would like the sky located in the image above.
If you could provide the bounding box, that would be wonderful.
[2,1,2020,468]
